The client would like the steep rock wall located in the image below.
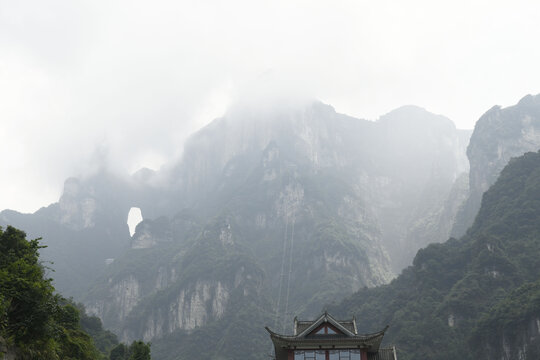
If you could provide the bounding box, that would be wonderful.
[452,94,540,237]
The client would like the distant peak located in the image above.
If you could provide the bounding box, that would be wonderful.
[378,105,454,128]
[380,105,434,118]
[390,104,428,113]
[517,93,540,106]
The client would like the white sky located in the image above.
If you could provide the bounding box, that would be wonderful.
[1,0,540,213]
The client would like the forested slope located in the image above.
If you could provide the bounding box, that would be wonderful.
[331,150,540,360]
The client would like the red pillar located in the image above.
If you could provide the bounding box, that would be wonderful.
[361,351,368,360]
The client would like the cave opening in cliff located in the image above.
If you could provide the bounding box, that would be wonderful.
[127,207,143,236]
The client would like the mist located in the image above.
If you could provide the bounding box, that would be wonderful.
[1,0,540,212]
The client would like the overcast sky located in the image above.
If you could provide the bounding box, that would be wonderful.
[1,0,540,213]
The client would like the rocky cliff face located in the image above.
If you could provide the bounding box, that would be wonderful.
[0,100,472,360]
[86,216,267,348]
[0,172,138,296]
[478,317,540,360]
[89,274,244,343]
[81,102,472,354]
[452,94,540,237]
[368,106,471,271]
[147,103,471,271]
[471,279,540,360]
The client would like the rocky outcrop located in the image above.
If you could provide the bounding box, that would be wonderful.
[477,316,540,360]
[452,94,540,237]
[134,280,231,342]
[113,276,141,320]
[90,277,233,342]
[57,178,98,230]
[0,171,138,296]
[87,274,142,325]
[124,260,264,342]
[87,265,179,329]
[86,216,266,344]
[168,282,228,336]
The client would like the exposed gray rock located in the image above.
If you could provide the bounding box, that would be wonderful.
[478,316,540,360]
[452,94,540,238]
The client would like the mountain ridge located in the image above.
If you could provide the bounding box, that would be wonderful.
[330,149,540,360]
[451,93,540,238]
[0,99,471,359]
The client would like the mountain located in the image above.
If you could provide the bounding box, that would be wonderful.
[451,94,540,237]
[330,150,540,360]
[0,100,470,359]
[372,106,470,270]
[0,172,135,296]
[133,102,470,271]
[83,102,469,358]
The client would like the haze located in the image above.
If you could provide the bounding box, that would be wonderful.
[1,0,539,213]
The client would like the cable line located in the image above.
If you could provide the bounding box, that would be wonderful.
[282,212,295,333]
[270,207,290,357]
[273,215,288,329]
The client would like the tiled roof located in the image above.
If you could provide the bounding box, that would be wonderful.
[295,318,356,334]
[338,320,357,334]
[367,347,397,360]
[268,313,396,360]
[294,312,358,337]
[266,325,388,352]
[296,321,312,335]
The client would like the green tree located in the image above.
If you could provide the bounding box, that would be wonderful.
[78,307,119,355]
[110,343,128,360]
[0,293,8,331]
[109,341,151,360]
[0,226,102,359]
[128,341,151,360]
[0,226,55,344]
[0,226,152,360]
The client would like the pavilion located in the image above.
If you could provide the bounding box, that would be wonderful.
[266,312,397,360]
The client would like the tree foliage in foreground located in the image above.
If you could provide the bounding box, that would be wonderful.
[0,225,101,359]
[0,225,151,359]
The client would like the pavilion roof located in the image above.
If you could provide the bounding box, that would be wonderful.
[294,312,358,336]
[266,312,389,353]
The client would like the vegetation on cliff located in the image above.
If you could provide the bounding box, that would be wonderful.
[331,151,540,360]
